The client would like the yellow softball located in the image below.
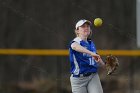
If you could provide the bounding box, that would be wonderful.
[94,18,103,27]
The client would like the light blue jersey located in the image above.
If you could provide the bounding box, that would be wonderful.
[69,37,99,75]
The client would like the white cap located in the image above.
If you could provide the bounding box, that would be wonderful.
[75,19,91,29]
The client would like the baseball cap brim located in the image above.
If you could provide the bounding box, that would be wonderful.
[75,19,91,29]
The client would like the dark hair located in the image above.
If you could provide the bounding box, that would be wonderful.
[87,29,92,40]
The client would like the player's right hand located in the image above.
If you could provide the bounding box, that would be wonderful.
[90,53,100,62]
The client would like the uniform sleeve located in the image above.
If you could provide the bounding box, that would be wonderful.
[69,37,81,49]
[69,41,75,49]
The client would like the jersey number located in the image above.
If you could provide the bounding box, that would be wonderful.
[89,57,95,65]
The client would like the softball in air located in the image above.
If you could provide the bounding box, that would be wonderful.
[94,18,103,27]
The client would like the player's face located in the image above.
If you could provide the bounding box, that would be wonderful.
[78,23,91,37]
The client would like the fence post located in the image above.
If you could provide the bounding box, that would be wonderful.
[129,60,134,93]
[57,56,62,93]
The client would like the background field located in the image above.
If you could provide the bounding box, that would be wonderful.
[0,0,139,93]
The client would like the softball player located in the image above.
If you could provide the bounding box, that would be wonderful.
[69,19,105,93]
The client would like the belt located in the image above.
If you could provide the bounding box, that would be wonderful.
[72,73,94,77]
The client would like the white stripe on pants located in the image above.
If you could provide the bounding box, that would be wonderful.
[70,73,103,93]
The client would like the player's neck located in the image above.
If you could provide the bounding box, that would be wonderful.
[78,36,87,41]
